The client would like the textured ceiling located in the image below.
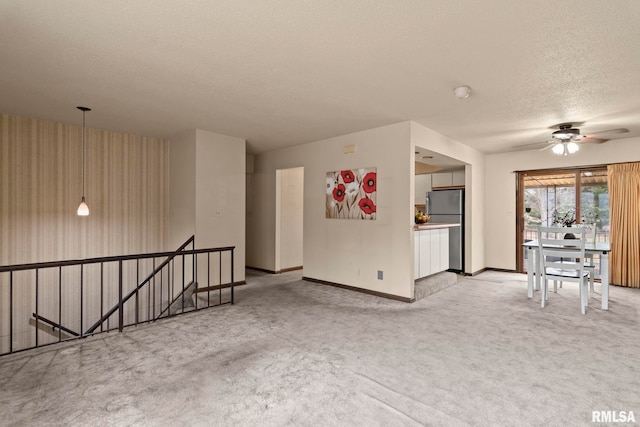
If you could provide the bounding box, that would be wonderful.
[1,1,639,155]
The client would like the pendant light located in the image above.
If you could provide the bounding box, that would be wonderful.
[77,106,91,216]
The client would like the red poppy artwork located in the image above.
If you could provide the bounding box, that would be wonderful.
[326,167,377,219]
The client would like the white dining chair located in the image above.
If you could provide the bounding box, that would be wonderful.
[579,223,597,295]
[537,226,590,314]
[556,223,597,295]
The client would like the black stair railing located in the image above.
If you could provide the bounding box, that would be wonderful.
[85,236,195,334]
[0,237,236,356]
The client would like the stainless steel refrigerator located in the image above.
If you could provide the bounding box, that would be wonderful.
[426,189,464,272]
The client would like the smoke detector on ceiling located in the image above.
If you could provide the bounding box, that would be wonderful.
[453,85,471,99]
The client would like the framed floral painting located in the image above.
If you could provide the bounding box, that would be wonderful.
[326,167,377,220]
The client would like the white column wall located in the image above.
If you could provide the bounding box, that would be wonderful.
[169,129,246,283]
[410,122,486,275]
[168,131,196,250]
[195,130,246,283]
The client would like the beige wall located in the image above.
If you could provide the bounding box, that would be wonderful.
[276,167,304,271]
[0,113,168,352]
[168,130,197,250]
[485,137,640,270]
[248,120,487,298]
[249,122,415,299]
[195,129,246,283]
[168,129,246,283]
[0,113,168,264]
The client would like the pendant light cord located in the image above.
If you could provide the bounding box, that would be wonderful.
[82,109,86,198]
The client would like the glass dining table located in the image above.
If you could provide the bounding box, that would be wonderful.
[522,240,611,310]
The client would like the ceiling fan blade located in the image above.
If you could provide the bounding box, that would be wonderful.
[511,140,552,149]
[580,137,608,144]
[539,143,556,151]
[585,128,629,136]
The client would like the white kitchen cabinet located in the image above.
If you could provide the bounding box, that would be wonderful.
[414,226,451,279]
[431,170,465,188]
[414,233,420,278]
[419,229,432,277]
[452,170,465,186]
[440,228,449,268]
[431,172,453,188]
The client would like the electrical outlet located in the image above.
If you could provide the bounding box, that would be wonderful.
[377,270,383,280]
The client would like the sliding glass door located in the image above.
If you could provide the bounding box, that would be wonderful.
[516,167,609,273]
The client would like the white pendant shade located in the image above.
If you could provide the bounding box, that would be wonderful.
[77,197,90,216]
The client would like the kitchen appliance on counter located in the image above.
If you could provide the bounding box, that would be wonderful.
[426,189,464,272]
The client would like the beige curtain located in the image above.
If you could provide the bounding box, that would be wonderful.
[607,162,640,287]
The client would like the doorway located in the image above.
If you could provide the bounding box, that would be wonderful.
[275,167,304,272]
[516,167,609,273]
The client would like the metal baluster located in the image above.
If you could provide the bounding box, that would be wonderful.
[231,249,235,305]
[181,254,185,313]
[80,264,84,337]
[135,260,139,326]
[156,258,160,319]
[148,258,153,322]
[194,252,198,310]
[9,271,13,353]
[100,263,104,333]
[219,251,222,305]
[58,266,62,342]
[35,268,39,348]
[171,259,174,315]
[207,253,211,307]
[118,260,123,332]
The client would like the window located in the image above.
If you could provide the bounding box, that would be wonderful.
[516,167,608,273]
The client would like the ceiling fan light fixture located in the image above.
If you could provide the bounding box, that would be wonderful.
[567,141,579,153]
[551,141,580,156]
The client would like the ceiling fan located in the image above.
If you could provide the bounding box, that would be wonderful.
[514,123,629,155]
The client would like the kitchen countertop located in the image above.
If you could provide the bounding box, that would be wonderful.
[413,223,460,231]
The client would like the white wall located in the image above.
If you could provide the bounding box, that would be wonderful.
[414,174,431,206]
[168,131,196,249]
[485,137,640,270]
[249,122,414,299]
[195,130,246,282]
[169,129,246,283]
[276,167,304,271]
[410,122,486,274]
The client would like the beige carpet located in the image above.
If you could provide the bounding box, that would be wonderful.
[0,270,638,426]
